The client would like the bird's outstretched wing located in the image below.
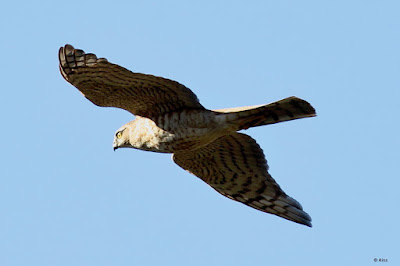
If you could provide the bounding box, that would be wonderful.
[59,44,205,118]
[173,133,312,227]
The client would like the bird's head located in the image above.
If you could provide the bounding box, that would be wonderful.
[113,125,131,151]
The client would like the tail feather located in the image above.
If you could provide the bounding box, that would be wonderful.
[214,96,316,130]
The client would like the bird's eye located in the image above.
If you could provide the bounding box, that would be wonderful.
[117,131,122,139]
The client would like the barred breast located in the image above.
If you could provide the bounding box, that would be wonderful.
[127,110,228,153]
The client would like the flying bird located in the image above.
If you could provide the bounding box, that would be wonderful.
[59,44,316,227]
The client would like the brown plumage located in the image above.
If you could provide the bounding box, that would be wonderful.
[59,44,316,227]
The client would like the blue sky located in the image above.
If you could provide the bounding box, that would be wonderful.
[1,1,399,265]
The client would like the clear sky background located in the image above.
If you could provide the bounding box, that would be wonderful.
[1,1,399,265]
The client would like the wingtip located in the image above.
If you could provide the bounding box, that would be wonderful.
[59,44,73,53]
[64,44,74,52]
[289,213,312,227]
[300,214,313,227]
[301,215,313,227]
[290,210,313,227]
[304,219,313,227]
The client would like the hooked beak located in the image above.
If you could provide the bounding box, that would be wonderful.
[113,140,118,151]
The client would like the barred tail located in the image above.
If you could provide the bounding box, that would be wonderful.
[214,96,316,130]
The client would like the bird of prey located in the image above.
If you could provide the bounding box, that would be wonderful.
[59,44,316,227]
